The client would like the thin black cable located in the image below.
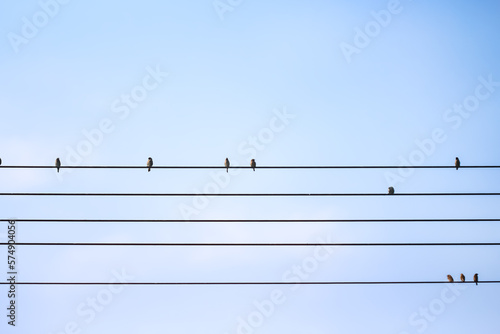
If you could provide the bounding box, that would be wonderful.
[1,242,499,246]
[2,218,500,223]
[1,281,498,285]
[0,192,499,197]
[1,165,499,169]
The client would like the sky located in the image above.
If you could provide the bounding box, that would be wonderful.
[1,0,500,333]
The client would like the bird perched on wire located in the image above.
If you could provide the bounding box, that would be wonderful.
[460,273,465,282]
[455,157,460,170]
[388,186,394,195]
[147,157,153,172]
[225,158,230,173]
[0,158,2,165]
[473,273,478,285]
[55,158,61,173]
[447,275,454,283]
[250,159,256,171]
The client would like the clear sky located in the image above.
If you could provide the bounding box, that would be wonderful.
[1,0,500,333]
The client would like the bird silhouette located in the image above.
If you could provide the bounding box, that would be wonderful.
[460,273,465,282]
[447,275,454,283]
[455,157,460,170]
[147,157,153,172]
[250,159,256,171]
[388,186,394,195]
[55,158,61,173]
[0,158,2,165]
[473,273,478,285]
[225,158,230,173]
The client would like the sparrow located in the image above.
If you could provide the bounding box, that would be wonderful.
[55,158,61,173]
[460,273,465,282]
[447,275,454,283]
[473,273,478,285]
[147,157,153,172]
[455,157,460,170]
[250,159,256,171]
[388,186,394,195]
[225,158,230,173]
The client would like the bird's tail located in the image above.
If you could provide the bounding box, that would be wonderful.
[148,167,151,172]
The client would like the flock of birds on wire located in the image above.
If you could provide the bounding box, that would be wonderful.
[2,156,483,284]
[2,156,461,172]
[448,273,479,285]
[0,156,460,196]
[0,156,468,197]
[0,157,462,175]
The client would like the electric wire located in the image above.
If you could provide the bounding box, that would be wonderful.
[1,192,499,197]
[0,165,499,169]
[2,218,499,223]
[1,242,499,246]
[1,281,498,285]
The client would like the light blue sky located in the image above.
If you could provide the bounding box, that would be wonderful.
[1,0,500,333]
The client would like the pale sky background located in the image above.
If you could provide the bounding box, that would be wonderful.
[1,0,500,333]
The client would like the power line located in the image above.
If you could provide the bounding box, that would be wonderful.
[0,281,497,285]
[0,192,499,197]
[2,242,499,246]
[1,165,500,169]
[2,218,499,223]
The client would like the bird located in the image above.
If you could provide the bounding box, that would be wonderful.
[388,186,394,195]
[147,157,153,172]
[250,159,256,171]
[473,273,478,285]
[455,157,460,170]
[460,273,465,282]
[447,275,454,283]
[225,158,230,173]
[0,158,2,165]
[55,158,61,173]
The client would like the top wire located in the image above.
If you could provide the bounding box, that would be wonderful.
[0,165,500,169]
